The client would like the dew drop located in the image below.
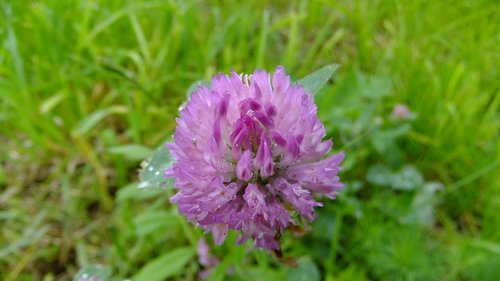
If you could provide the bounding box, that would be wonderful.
[148,166,154,171]
[138,181,149,189]
[155,171,160,176]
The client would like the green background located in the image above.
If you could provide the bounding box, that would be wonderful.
[1,0,498,280]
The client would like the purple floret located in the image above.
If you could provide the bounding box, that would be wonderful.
[166,66,344,250]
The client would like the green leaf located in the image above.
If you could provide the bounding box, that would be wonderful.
[133,210,178,236]
[402,182,443,227]
[286,257,320,281]
[116,183,162,202]
[368,164,424,191]
[73,265,111,281]
[296,64,339,95]
[390,165,424,191]
[72,106,127,136]
[206,256,232,281]
[366,164,392,186]
[138,143,173,189]
[133,247,195,281]
[371,124,411,154]
[108,144,152,161]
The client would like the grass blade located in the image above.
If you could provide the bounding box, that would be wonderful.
[296,64,339,95]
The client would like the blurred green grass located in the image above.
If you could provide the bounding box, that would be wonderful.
[0,0,499,280]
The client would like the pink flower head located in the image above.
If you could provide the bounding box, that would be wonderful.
[166,66,344,250]
[392,104,411,120]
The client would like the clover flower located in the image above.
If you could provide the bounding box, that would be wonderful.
[392,104,411,120]
[166,66,344,250]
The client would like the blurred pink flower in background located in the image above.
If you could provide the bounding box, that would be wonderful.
[392,104,411,120]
